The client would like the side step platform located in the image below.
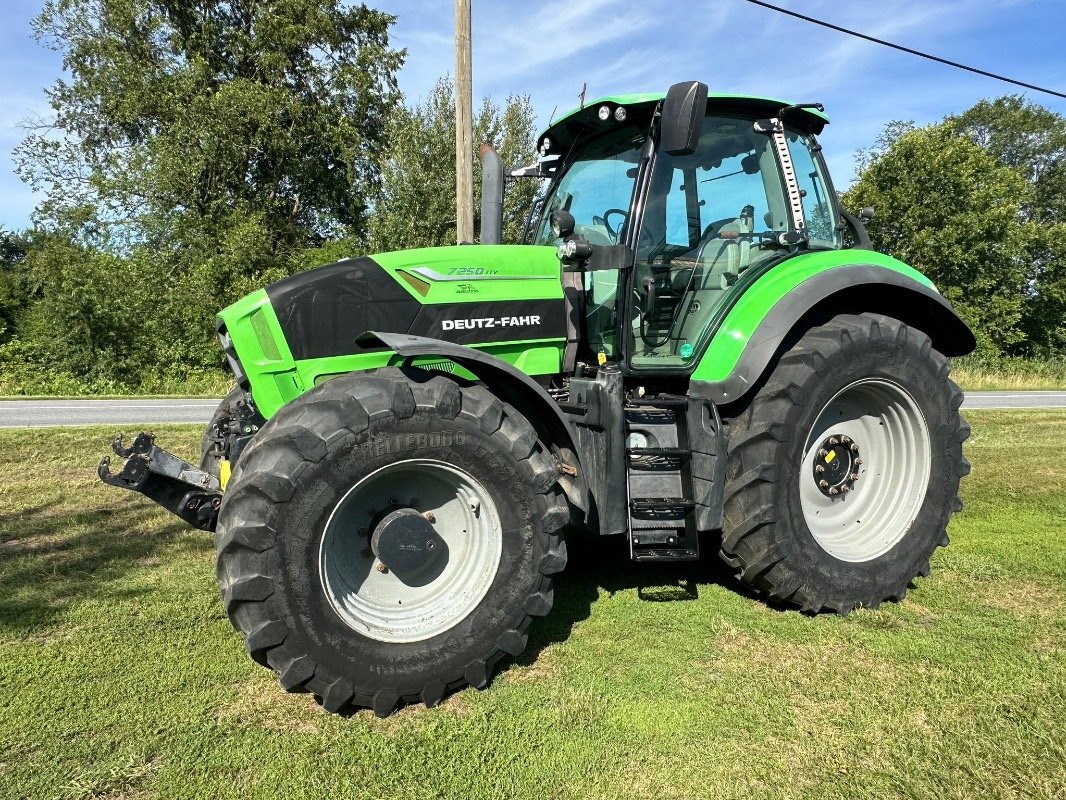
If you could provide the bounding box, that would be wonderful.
[98,432,222,531]
[625,398,700,562]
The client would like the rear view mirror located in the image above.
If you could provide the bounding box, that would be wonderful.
[660,81,708,156]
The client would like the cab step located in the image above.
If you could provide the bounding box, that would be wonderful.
[629,497,696,512]
[625,403,700,562]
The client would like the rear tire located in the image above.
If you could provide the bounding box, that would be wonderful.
[720,313,970,613]
[214,368,568,715]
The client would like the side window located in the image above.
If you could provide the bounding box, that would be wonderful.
[629,114,791,370]
[788,133,841,247]
[693,149,769,234]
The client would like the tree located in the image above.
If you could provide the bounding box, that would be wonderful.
[11,0,403,383]
[368,77,539,253]
[947,97,1066,354]
[845,124,1033,354]
[19,0,403,252]
[0,230,30,342]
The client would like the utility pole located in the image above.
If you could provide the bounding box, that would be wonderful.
[454,0,473,244]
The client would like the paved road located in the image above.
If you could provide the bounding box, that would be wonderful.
[0,398,221,428]
[1,391,1064,428]
[960,391,1066,409]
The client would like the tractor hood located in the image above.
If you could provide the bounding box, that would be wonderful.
[216,244,569,416]
[262,244,566,360]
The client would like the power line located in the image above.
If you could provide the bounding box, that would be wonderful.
[742,0,1066,101]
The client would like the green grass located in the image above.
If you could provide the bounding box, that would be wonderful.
[951,354,1066,391]
[1,414,1064,799]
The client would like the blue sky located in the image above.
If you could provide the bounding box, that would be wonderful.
[2,0,1065,231]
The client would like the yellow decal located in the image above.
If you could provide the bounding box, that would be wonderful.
[219,459,232,490]
[825,451,836,464]
[597,352,607,366]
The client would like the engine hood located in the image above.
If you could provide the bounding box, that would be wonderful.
[259,244,565,361]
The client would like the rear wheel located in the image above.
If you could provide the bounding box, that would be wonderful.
[721,313,970,613]
[214,368,568,715]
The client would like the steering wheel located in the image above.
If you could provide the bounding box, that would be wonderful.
[602,208,629,241]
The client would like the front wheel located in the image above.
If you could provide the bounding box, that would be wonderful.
[214,369,568,715]
[721,313,970,613]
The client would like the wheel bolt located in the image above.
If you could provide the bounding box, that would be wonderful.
[423,511,436,523]
[841,436,852,444]
[829,487,839,495]
[850,473,860,481]
[376,563,389,574]
[828,437,839,445]
[815,464,825,474]
[389,496,399,505]
[819,479,829,489]
[850,443,859,452]
[842,486,851,493]
[818,448,828,457]
[855,459,863,466]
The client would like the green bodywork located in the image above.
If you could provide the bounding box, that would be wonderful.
[689,250,933,383]
[219,241,938,420]
[217,245,567,418]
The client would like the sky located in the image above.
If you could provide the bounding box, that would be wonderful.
[1,0,1065,231]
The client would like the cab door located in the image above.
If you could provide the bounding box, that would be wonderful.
[626,113,837,371]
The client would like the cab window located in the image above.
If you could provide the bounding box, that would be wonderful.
[630,113,791,369]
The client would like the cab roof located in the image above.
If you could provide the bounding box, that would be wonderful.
[539,91,829,154]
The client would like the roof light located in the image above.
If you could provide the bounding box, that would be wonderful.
[614,106,626,122]
[597,104,611,122]
[539,136,552,155]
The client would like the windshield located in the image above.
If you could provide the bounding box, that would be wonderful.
[531,127,646,246]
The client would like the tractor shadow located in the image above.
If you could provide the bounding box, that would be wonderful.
[509,527,766,672]
[0,497,209,634]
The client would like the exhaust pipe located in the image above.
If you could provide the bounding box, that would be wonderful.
[479,143,504,244]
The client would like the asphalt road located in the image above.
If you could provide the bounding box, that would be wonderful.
[0,398,222,428]
[0,391,1064,428]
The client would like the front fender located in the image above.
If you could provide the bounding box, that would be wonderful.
[362,331,587,513]
[689,252,976,404]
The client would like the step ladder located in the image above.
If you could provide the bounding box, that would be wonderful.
[625,394,700,562]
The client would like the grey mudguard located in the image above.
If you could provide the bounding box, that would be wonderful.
[689,265,976,405]
[361,330,587,512]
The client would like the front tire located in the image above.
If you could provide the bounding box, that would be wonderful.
[214,369,568,715]
[721,313,970,613]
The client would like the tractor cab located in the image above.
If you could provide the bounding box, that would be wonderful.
[528,84,840,373]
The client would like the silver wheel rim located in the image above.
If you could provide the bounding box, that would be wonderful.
[319,459,502,643]
[799,379,931,562]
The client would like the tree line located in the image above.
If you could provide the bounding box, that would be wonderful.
[1,0,1063,394]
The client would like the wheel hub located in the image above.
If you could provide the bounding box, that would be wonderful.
[320,459,503,643]
[370,508,448,581]
[812,433,862,497]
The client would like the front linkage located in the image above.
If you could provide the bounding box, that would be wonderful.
[98,432,222,531]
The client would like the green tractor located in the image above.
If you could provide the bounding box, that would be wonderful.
[100,82,974,716]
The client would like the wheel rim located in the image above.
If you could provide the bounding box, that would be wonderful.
[799,379,931,562]
[319,459,502,643]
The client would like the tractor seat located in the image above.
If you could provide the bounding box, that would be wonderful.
[694,205,755,290]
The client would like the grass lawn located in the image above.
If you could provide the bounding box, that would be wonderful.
[949,356,1066,391]
[1,413,1064,799]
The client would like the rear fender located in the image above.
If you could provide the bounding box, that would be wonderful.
[690,259,976,405]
